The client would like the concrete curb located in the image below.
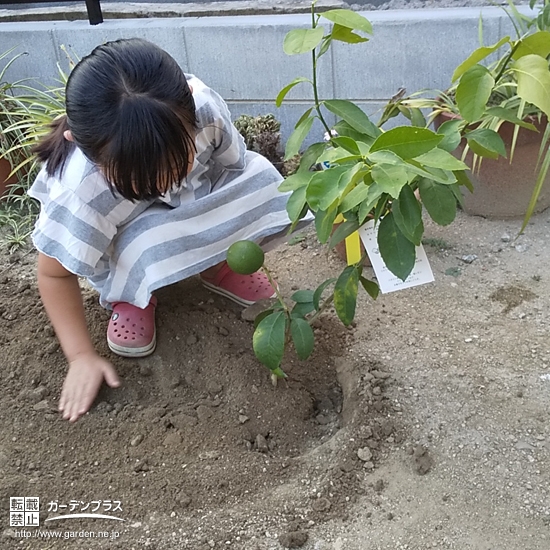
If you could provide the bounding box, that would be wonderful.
[0,6,531,143]
[0,0,346,22]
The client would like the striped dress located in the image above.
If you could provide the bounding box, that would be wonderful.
[28,75,296,309]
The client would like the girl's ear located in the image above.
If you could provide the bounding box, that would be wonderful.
[189,85,193,94]
[63,130,74,142]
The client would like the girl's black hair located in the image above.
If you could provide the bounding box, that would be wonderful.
[33,38,197,201]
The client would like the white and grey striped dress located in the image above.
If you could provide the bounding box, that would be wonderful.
[28,75,295,309]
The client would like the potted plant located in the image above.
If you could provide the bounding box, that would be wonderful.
[236,2,477,380]
[403,0,550,229]
[0,70,67,196]
[0,49,68,249]
[0,48,25,197]
[0,154,17,196]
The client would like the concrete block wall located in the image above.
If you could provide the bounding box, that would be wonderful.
[0,7,529,144]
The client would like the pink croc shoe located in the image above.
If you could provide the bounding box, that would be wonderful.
[107,297,157,357]
[200,262,277,306]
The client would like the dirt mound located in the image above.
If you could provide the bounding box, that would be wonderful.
[0,234,397,549]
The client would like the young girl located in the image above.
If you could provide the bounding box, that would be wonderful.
[29,38,297,423]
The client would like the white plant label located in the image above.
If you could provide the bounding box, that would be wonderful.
[358,220,434,294]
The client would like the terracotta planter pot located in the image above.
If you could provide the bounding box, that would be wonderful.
[0,157,17,196]
[436,112,550,219]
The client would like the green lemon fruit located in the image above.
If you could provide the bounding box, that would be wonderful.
[226,240,265,275]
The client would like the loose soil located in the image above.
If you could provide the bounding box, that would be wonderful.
[1,208,550,550]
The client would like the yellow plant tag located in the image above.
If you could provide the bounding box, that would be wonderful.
[334,214,362,265]
[344,231,362,265]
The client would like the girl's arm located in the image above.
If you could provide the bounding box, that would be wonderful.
[37,253,120,422]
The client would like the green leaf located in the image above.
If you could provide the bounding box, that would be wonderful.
[414,148,468,171]
[321,9,373,34]
[291,301,316,317]
[436,119,463,152]
[359,276,380,300]
[286,186,307,222]
[283,27,325,55]
[329,218,360,248]
[334,266,359,325]
[522,141,550,233]
[449,182,465,209]
[395,104,426,128]
[377,213,416,281]
[324,100,380,138]
[315,204,339,243]
[465,128,507,159]
[452,36,510,82]
[306,165,350,211]
[422,167,457,185]
[404,159,456,184]
[340,180,371,212]
[285,115,314,160]
[331,136,361,155]
[411,217,424,247]
[512,54,550,119]
[318,147,361,166]
[278,170,313,192]
[371,163,408,198]
[331,24,369,44]
[294,107,314,129]
[290,318,315,360]
[337,162,368,195]
[456,64,494,123]
[253,308,275,329]
[252,311,287,371]
[291,289,315,303]
[355,142,372,156]
[454,169,474,193]
[332,120,377,146]
[410,108,427,128]
[358,182,384,224]
[538,4,550,29]
[370,127,443,159]
[418,178,457,226]
[313,278,337,311]
[318,36,332,58]
[374,192,389,222]
[338,162,372,189]
[512,31,550,60]
[368,149,407,165]
[393,185,423,245]
[276,77,311,107]
[299,142,327,171]
[484,107,537,130]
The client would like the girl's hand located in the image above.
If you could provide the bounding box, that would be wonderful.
[59,353,120,422]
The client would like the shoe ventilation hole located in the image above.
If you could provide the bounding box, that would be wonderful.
[113,317,147,340]
[114,329,142,338]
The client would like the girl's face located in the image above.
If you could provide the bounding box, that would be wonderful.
[64,128,197,197]
[158,147,196,194]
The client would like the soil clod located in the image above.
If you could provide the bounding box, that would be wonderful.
[279,530,309,548]
[413,445,434,475]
